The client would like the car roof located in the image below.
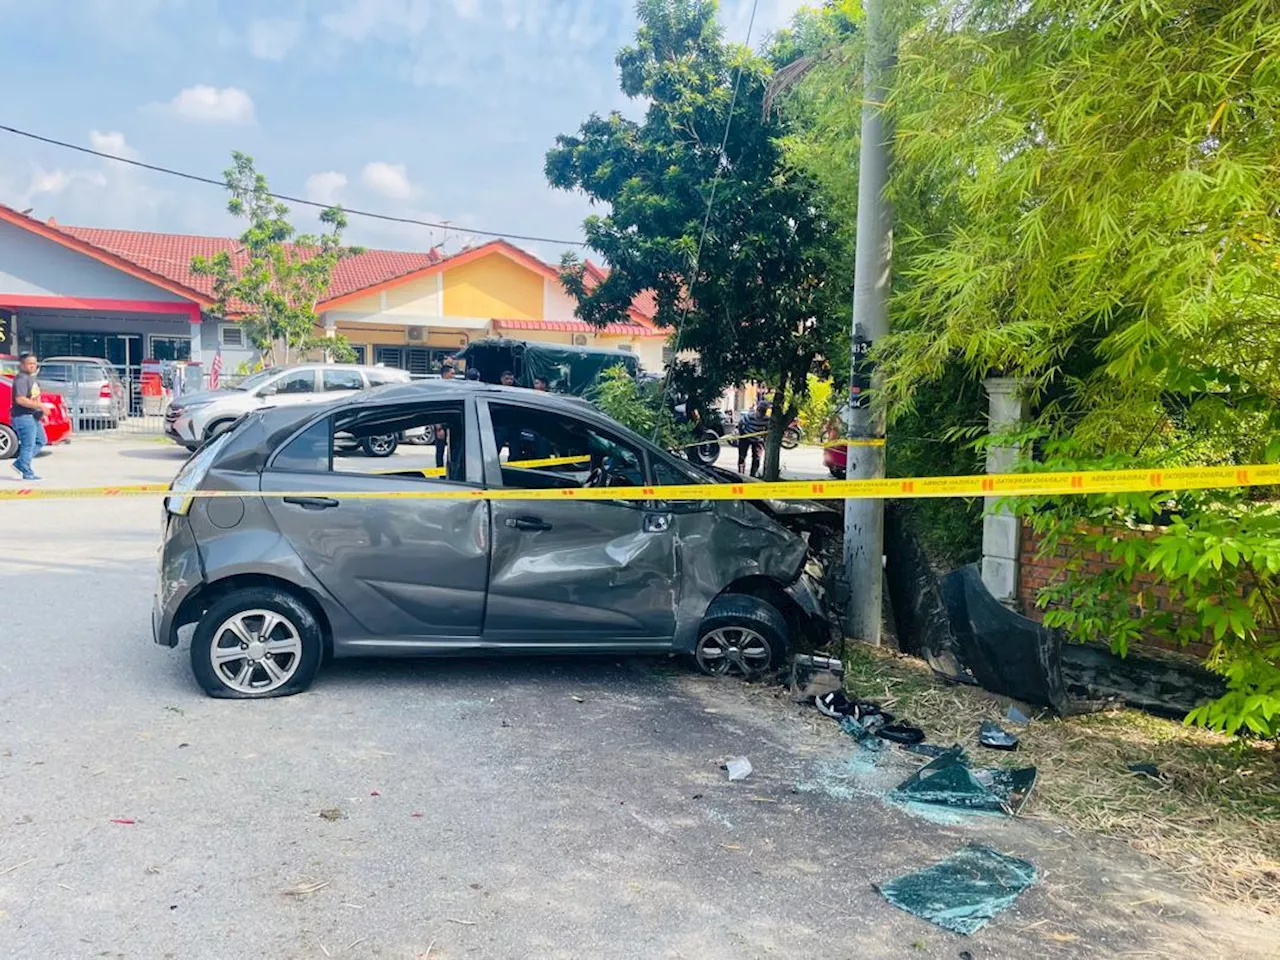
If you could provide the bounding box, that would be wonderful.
[41,356,114,364]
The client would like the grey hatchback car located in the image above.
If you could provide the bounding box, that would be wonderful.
[153,381,838,698]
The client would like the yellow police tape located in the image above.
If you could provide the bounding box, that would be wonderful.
[1,464,1275,504]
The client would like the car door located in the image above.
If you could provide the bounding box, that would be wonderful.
[477,397,678,647]
[255,368,326,408]
[258,396,490,645]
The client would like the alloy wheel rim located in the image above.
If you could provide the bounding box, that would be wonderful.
[368,435,395,455]
[696,627,772,677]
[209,609,303,694]
[0,431,11,457]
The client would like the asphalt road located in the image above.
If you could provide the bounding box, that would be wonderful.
[1,437,1274,959]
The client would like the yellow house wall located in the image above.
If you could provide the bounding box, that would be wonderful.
[443,254,544,321]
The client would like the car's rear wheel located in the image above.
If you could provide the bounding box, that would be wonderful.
[692,594,788,680]
[361,434,398,457]
[829,466,845,480]
[190,587,323,699]
[0,424,16,460]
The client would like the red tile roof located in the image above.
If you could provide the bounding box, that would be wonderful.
[493,318,664,338]
[0,201,663,325]
[59,225,439,310]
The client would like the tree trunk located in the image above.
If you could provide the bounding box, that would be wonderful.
[763,366,791,481]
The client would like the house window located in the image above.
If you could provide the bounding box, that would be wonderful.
[375,346,405,369]
[346,343,368,365]
[219,324,245,348]
[150,336,191,361]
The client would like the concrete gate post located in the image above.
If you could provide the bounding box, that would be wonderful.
[981,377,1031,607]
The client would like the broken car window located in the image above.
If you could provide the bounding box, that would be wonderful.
[486,402,645,490]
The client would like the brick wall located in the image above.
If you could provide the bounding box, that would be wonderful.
[1018,524,1216,660]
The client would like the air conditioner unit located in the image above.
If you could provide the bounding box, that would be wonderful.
[572,333,588,346]
[407,327,424,342]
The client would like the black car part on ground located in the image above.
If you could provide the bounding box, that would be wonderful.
[884,507,1224,719]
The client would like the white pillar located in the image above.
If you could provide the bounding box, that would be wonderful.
[189,320,204,363]
[981,377,1031,607]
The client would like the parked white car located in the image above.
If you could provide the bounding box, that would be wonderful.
[165,364,414,453]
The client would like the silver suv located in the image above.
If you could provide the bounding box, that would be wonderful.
[38,356,128,428]
[165,364,411,453]
[152,382,839,699]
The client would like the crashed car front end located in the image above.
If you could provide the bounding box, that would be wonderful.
[674,460,847,652]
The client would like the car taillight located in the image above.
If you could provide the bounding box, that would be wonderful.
[99,384,113,398]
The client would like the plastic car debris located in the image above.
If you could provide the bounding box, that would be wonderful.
[1005,706,1031,726]
[877,723,927,746]
[877,844,1038,936]
[816,691,895,725]
[904,742,965,761]
[839,715,885,752]
[891,748,1037,815]
[723,757,754,781]
[790,654,845,702]
[979,720,1020,751]
[1127,762,1162,781]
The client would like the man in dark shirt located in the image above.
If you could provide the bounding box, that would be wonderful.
[10,353,47,481]
[737,399,769,477]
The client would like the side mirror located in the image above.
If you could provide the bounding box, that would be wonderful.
[260,385,278,397]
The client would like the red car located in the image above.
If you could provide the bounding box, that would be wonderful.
[822,402,851,479]
[0,359,73,461]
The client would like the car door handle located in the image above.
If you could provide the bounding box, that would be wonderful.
[505,516,552,532]
[283,496,340,510]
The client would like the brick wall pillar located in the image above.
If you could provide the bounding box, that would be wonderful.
[981,377,1031,607]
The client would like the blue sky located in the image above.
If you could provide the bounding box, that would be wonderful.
[0,0,807,263]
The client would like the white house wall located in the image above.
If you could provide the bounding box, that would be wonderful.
[0,220,191,302]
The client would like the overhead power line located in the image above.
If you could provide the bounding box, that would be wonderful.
[0,123,589,248]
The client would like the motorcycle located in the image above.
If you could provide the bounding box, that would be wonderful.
[673,401,726,467]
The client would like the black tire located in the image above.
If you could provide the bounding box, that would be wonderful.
[692,594,789,679]
[782,427,802,450]
[0,423,17,460]
[361,434,399,458]
[190,586,323,699]
[204,419,236,443]
[829,466,846,480]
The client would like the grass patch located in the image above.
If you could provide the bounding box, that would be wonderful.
[841,646,1280,913]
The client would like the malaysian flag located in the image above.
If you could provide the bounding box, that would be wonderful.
[209,348,223,390]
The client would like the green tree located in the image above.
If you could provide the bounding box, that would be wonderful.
[545,0,854,478]
[781,0,1280,732]
[193,152,361,367]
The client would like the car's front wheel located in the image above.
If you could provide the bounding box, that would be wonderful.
[692,594,788,679]
[190,587,323,699]
[0,424,16,460]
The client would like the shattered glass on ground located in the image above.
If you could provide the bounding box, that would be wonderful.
[890,748,1037,815]
[876,843,1038,935]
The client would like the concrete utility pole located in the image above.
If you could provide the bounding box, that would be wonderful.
[843,0,895,645]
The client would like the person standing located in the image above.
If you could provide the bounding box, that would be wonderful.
[10,352,48,481]
[736,399,769,478]
[435,360,456,469]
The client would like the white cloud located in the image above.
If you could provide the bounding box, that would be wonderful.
[168,85,256,124]
[248,17,303,60]
[305,171,349,206]
[88,130,139,161]
[361,161,416,200]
